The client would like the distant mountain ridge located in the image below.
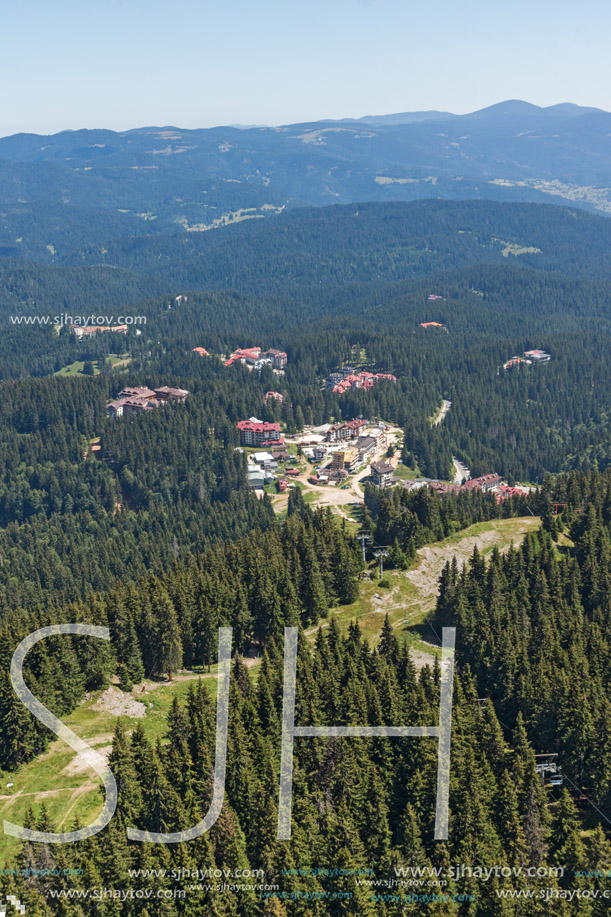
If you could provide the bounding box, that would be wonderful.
[2,100,611,264]
[338,100,607,127]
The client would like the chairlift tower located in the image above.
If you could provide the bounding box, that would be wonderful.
[474,698,489,717]
[373,546,390,579]
[534,753,563,788]
[357,532,371,564]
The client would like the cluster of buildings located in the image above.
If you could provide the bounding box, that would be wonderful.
[237,418,284,447]
[495,483,530,502]
[325,367,397,395]
[72,324,128,339]
[324,419,367,441]
[246,447,300,490]
[304,422,391,485]
[525,349,551,362]
[190,346,288,372]
[425,472,503,496]
[107,385,189,418]
[224,347,287,371]
[310,445,394,487]
[405,472,528,503]
[503,349,551,371]
[306,422,386,458]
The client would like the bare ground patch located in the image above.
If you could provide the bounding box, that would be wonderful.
[63,747,112,777]
[92,687,146,718]
[405,519,539,612]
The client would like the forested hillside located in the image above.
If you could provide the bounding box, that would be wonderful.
[437,468,611,826]
[0,259,165,320]
[3,473,611,914]
[0,366,284,610]
[2,185,611,914]
[5,0,611,901]
[71,201,611,287]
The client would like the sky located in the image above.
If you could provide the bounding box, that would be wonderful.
[1,0,610,136]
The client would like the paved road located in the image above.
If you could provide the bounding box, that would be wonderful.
[452,456,471,484]
[433,399,451,426]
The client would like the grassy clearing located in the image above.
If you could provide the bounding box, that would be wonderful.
[55,360,89,376]
[392,463,421,480]
[493,237,542,257]
[308,516,540,661]
[56,354,130,376]
[0,675,219,864]
[108,353,132,370]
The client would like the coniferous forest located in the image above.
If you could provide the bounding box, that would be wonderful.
[1,195,611,914]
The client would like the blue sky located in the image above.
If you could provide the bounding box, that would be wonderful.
[1,0,609,135]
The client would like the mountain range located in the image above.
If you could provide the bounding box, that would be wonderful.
[1,100,611,264]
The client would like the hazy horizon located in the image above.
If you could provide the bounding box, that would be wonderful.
[2,0,611,137]
[1,97,609,141]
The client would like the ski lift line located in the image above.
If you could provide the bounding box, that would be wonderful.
[421,612,444,647]
[560,772,611,829]
[490,713,611,827]
[413,651,611,824]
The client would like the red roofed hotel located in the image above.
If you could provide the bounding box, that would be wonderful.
[224,347,288,371]
[329,370,397,394]
[237,419,284,446]
[495,484,529,502]
[375,372,397,381]
[264,391,284,403]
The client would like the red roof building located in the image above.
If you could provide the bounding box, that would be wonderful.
[524,349,551,362]
[461,473,503,492]
[346,419,366,437]
[231,347,262,365]
[331,370,396,395]
[495,484,529,502]
[118,386,157,401]
[237,419,283,446]
[375,372,397,382]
